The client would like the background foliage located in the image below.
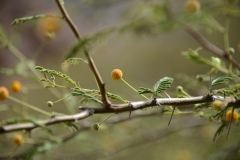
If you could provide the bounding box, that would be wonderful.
[1,0,240,159]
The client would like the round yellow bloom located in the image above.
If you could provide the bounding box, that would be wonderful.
[11,81,21,93]
[13,134,24,146]
[0,87,9,101]
[38,17,61,33]
[111,69,123,80]
[212,100,224,111]
[185,0,201,13]
[226,110,239,122]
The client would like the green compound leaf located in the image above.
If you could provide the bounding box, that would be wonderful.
[153,77,173,94]
[35,66,76,86]
[65,27,115,59]
[72,88,103,105]
[63,58,88,65]
[213,122,227,142]
[138,87,154,95]
[106,92,126,102]
[212,76,233,86]
[11,14,62,25]
[82,88,126,102]
[215,6,240,17]
[63,122,78,132]
[182,48,225,69]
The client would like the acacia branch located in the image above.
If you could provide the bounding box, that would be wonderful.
[186,27,240,70]
[0,110,163,160]
[55,0,111,108]
[1,95,239,134]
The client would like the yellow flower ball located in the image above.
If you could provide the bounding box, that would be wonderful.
[212,100,224,111]
[0,87,9,101]
[226,110,239,122]
[11,81,22,93]
[185,0,201,13]
[13,134,24,146]
[111,69,123,80]
[38,17,61,33]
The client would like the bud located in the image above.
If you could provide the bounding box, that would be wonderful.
[47,101,53,107]
[91,123,100,131]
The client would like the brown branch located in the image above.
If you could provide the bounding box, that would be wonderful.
[0,110,93,134]
[186,27,240,70]
[55,0,111,108]
[0,110,162,160]
[1,94,239,134]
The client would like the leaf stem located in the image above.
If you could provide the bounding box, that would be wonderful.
[121,78,149,100]
[8,95,51,116]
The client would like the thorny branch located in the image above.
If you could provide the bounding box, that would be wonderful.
[55,0,111,108]
[1,95,240,134]
[0,110,211,160]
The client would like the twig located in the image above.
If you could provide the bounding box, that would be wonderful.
[1,95,239,134]
[54,0,111,108]
[0,110,162,160]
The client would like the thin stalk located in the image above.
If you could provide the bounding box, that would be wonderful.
[32,40,47,60]
[7,146,19,160]
[121,78,149,100]
[99,113,115,125]
[52,94,72,104]
[8,95,51,116]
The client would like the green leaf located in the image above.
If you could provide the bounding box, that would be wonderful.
[182,48,212,65]
[180,11,225,33]
[82,88,126,102]
[63,58,88,65]
[35,66,76,86]
[213,122,227,142]
[11,14,62,25]
[72,88,103,104]
[65,28,115,59]
[63,122,78,132]
[138,87,154,95]
[212,76,233,86]
[215,6,240,17]
[153,77,173,94]
[106,92,126,102]
[182,48,225,69]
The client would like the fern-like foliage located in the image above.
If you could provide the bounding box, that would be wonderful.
[212,76,233,86]
[182,48,227,71]
[72,88,103,104]
[35,66,76,86]
[72,88,126,104]
[138,87,154,95]
[11,14,62,25]
[65,28,115,59]
[180,11,225,33]
[213,84,240,97]
[214,5,240,17]
[63,122,78,132]
[138,77,173,97]
[63,58,88,65]
[153,77,174,94]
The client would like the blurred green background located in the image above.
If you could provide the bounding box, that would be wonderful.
[1,0,240,159]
